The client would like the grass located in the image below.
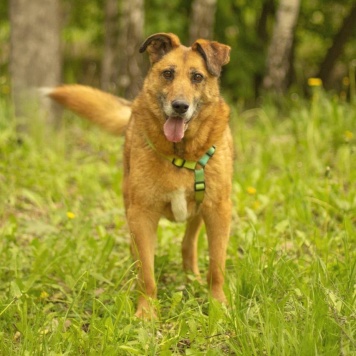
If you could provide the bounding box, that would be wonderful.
[0,89,355,355]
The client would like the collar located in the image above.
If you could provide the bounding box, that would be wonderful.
[146,137,215,204]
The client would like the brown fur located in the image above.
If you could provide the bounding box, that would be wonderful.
[49,33,233,318]
[49,84,131,135]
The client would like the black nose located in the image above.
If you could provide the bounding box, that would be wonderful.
[172,100,189,115]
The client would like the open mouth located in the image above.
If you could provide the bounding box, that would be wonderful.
[163,116,190,143]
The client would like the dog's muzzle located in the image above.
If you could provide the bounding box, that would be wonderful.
[171,100,189,115]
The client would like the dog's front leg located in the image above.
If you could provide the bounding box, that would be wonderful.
[128,206,160,318]
[182,214,203,279]
[202,201,232,303]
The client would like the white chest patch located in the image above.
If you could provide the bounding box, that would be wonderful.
[170,188,188,222]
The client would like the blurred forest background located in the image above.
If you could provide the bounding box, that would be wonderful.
[0,0,356,118]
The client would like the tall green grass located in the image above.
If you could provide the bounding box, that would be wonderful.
[0,90,355,355]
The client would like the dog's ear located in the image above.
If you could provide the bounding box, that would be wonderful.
[192,39,231,77]
[139,33,181,64]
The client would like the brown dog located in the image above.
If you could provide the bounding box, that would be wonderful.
[49,33,233,318]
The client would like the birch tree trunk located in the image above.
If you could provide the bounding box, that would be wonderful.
[263,0,301,93]
[189,0,217,43]
[101,0,119,93]
[117,0,144,99]
[10,0,61,127]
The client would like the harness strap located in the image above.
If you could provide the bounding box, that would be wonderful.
[194,169,206,203]
[145,137,215,203]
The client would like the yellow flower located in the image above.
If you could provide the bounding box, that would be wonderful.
[13,331,21,341]
[1,85,10,95]
[247,186,257,195]
[342,77,350,86]
[308,77,322,87]
[66,211,76,219]
[344,130,354,141]
[40,291,49,299]
[253,200,261,210]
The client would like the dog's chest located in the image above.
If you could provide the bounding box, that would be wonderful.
[169,188,188,222]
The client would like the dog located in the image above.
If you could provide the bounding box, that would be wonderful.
[49,33,233,318]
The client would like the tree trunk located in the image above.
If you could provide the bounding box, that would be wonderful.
[254,0,275,97]
[262,0,301,93]
[117,0,144,99]
[101,0,119,93]
[189,0,217,43]
[10,0,62,127]
[317,3,356,88]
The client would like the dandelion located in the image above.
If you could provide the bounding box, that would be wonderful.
[40,291,49,299]
[66,211,76,219]
[308,77,322,87]
[1,85,10,95]
[344,130,354,142]
[13,331,21,341]
[247,186,257,195]
[253,200,261,210]
[342,77,350,86]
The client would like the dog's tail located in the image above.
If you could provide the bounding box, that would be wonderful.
[47,85,132,136]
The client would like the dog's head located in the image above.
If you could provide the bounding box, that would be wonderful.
[139,33,230,143]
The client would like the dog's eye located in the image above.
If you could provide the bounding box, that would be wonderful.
[192,73,204,83]
[162,70,174,80]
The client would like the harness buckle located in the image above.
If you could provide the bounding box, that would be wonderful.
[194,181,206,192]
[206,145,216,157]
[172,157,186,168]
[194,182,205,192]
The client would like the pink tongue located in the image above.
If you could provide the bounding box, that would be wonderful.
[163,117,185,142]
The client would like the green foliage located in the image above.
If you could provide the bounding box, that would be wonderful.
[0,0,9,79]
[145,0,191,42]
[62,0,104,51]
[297,0,356,82]
[1,0,356,98]
[215,0,269,98]
[0,90,355,353]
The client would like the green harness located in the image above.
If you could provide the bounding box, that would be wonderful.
[146,138,215,203]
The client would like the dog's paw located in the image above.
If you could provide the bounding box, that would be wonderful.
[211,288,228,305]
[135,299,158,320]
